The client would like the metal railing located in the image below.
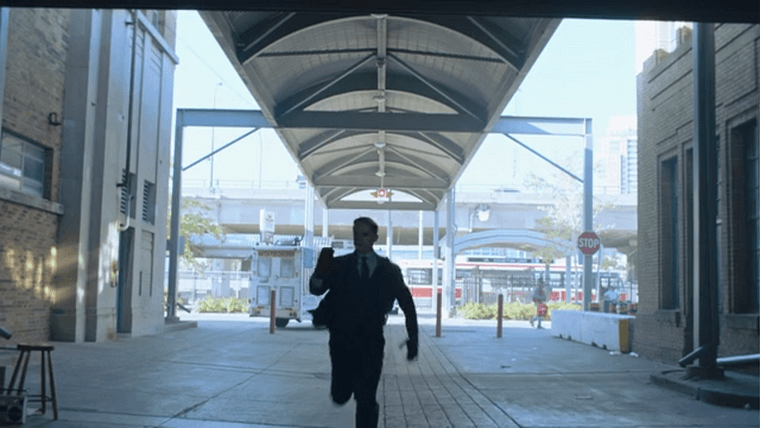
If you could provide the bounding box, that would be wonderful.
[182,179,631,196]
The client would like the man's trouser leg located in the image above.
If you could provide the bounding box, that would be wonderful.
[355,336,384,428]
[329,335,355,405]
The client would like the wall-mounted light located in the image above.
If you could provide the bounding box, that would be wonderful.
[476,204,490,222]
[48,112,62,126]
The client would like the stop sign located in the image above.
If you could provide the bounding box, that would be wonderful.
[577,231,601,255]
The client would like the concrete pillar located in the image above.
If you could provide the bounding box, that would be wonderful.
[53,10,104,342]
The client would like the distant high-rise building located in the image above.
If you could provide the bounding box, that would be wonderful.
[597,116,637,194]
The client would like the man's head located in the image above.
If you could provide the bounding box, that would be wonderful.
[353,217,379,254]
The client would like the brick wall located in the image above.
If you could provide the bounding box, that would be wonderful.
[635,23,760,364]
[0,9,69,359]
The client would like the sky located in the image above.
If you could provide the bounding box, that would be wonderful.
[173,12,640,191]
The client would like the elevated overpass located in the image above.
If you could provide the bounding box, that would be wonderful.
[183,181,637,257]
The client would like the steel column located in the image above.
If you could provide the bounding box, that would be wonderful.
[432,210,440,298]
[692,22,719,370]
[303,183,315,249]
[322,204,328,238]
[582,118,594,311]
[418,211,424,259]
[386,210,393,259]
[443,188,456,315]
[166,110,184,321]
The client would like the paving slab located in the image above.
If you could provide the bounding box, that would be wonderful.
[5,312,757,427]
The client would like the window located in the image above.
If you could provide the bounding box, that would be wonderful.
[280,258,295,278]
[0,131,46,198]
[257,257,271,278]
[406,268,431,285]
[735,119,759,313]
[661,157,679,309]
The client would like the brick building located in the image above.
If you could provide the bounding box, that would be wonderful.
[636,23,759,363]
[0,8,177,349]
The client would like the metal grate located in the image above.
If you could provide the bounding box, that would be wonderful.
[120,170,129,214]
[141,180,155,224]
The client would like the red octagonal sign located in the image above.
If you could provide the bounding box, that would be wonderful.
[578,231,601,255]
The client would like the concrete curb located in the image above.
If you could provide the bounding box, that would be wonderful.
[650,369,759,409]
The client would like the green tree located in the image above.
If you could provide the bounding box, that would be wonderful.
[524,156,613,263]
[167,197,225,273]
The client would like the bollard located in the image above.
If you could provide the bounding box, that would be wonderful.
[269,289,276,334]
[497,294,503,338]
[435,291,442,338]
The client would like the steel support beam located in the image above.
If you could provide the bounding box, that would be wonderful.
[279,53,376,117]
[315,175,448,189]
[493,115,587,136]
[327,200,437,211]
[503,133,583,183]
[692,23,720,371]
[180,108,270,128]
[276,110,484,132]
[183,128,260,171]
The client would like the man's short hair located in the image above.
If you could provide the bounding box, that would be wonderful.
[354,217,378,235]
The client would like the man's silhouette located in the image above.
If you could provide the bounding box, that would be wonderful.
[310,217,418,428]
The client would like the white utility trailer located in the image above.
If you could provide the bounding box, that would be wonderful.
[247,245,316,327]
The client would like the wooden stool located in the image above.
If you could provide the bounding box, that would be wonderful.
[6,344,58,420]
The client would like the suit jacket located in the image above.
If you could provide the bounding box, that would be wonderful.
[310,252,418,341]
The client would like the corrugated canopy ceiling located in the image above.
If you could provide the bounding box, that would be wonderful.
[201,12,560,210]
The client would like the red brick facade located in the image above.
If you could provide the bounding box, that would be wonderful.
[0,9,70,357]
[636,23,760,363]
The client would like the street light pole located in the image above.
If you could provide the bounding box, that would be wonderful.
[210,82,222,192]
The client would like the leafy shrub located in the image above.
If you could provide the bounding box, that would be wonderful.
[197,296,249,313]
[459,301,582,320]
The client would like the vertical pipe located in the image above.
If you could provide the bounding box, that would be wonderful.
[583,118,594,311]
[692,22,719,369]
[167,110,184,321]
[435,291,442,337]
[270,289,276,334]
[497,293,503,338]
[418,210,424,259]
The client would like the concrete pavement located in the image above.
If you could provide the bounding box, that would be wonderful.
[8,312,759,427]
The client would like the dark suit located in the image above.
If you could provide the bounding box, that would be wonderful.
[310,251,418,428]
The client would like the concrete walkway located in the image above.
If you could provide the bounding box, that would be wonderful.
[11,312,759,427]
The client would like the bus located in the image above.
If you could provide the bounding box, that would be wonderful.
[397,256,627,308]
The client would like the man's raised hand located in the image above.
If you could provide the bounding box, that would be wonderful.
[315,247,338,277]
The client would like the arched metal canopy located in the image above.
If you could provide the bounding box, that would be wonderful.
[201,12,560,210]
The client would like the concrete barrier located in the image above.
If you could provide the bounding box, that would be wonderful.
[553,310,634,352]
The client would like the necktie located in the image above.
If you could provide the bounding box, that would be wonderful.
[361,255,369,279]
